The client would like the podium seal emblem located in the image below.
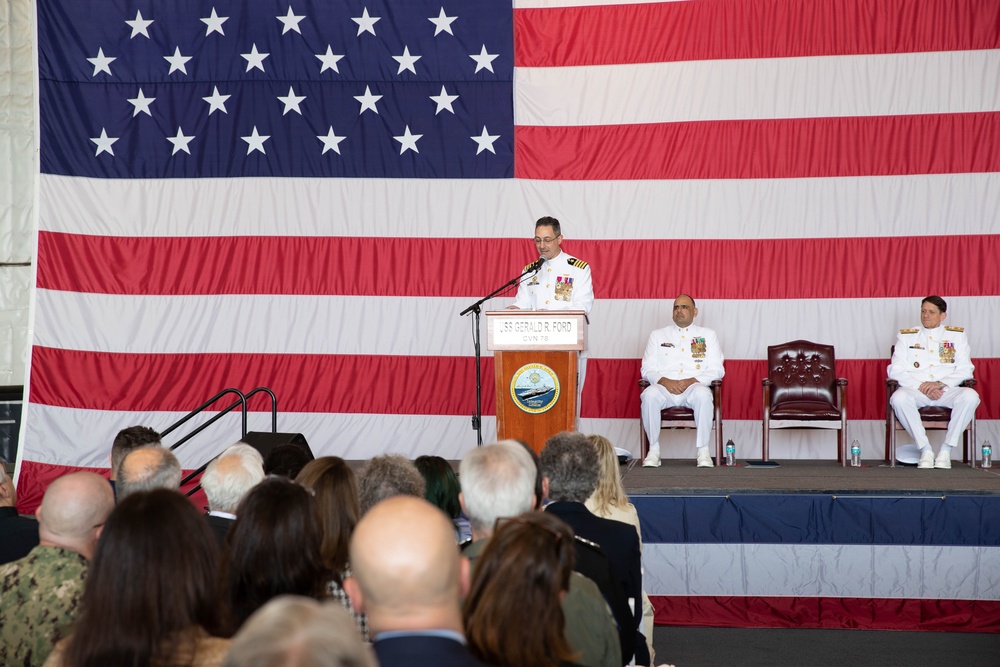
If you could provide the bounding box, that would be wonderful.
[510,363,560,414]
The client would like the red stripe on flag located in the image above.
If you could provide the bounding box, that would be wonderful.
[515,0,1000,67]
[37,232,1000,300]
[13,460,208,517]
[591,358,998,422]
[650,594,1000,633]
[26,348,1000,421]
[27,347,497,416]
[514,113,1000,181]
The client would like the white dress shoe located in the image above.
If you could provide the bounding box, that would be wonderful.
[934,450,952,469]
[696,449,714,468]
[642,450,661,468]
[917,448,935,469]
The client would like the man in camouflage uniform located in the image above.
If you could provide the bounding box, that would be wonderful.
[0,472,114,667]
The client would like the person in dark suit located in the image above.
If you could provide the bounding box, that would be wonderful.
[200,443,265,546]
[459,442,622,667]
[542,432,649,667]
[344,495,488,667]
[0,464,38,565]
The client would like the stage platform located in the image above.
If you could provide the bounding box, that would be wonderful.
[620,458,1000,496]
[621,458,1000,634]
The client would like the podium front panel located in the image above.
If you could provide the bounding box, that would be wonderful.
[494,350,577,453]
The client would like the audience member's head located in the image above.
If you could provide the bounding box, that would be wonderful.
[414,455,462,520]
[345,496,467,635]
[540,431,599,503]
[459,443,536,539]
[58,489,225,666]
[202,443,265,513]
[587,434,630,513]
[116,446,182,500]
[463,511,577,667]
[296,457,361,581]
[110,425,162,480]
[263,443,314,478]
[0,462,16,508]
[357,454,425,515]
[499,440,544,509]
[36,471,115,560]
[224,476,326,630]
[223,596,375,667]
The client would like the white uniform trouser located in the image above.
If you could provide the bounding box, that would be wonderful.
[890,386,980,450]
[640,382,714,452]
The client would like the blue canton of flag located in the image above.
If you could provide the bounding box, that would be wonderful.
[37,0,514,179]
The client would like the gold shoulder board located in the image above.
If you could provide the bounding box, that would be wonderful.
[899,328,919,334]
[945,326,965,332]
[567,258,589,269]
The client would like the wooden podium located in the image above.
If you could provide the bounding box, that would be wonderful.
[486,310,587,453]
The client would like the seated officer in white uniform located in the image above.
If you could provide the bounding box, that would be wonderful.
[888,295,979,470]
[640,295,724,468]
[508,216,594,390]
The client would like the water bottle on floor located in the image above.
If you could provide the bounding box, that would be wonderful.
[725,439,736,466]
[850,440,862,467]
[983,441,992,469]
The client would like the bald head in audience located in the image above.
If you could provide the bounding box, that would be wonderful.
[36,472,115,560]
[117,446,182,500]
[345,496,468,635]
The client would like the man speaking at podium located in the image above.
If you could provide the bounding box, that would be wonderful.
[507,216,594,393]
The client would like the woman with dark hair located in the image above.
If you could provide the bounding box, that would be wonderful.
[413,455,471,541]
[463,512,581,667]
[223,476,327,631]
[295,457,368,639]
[43,489,229,667]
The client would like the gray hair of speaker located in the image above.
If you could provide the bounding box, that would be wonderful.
[223,595,376,667]
[539,431,600,503]
[459,442,537,535]
[116,446,183,501]
[201,443,265,513]
[358,454,426,515]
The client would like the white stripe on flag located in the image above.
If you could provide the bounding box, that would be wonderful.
[643,542,1000,600]
[39,173,1000,240]
[515,50,1000,126]
[33,290,1000,360]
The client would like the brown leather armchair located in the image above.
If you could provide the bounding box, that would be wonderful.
[884,347,977,468]
[761,341,848,465]
[637,379,724,462]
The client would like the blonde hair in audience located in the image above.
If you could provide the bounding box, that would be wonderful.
[587,434,630,512]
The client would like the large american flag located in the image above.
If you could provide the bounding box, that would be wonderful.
[19,0,1000,511]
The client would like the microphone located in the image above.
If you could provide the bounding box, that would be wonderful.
[528,256,545,273]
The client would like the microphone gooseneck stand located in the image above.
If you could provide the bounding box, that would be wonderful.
[459,259,544,446]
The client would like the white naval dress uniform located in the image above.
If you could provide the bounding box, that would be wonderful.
[513,251,594,394]
[640,324,725,453]
[887,325,979,453]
